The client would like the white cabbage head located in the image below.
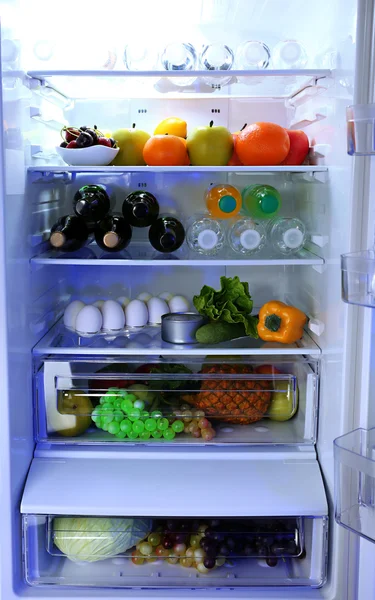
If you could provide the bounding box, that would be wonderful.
[53,517,152,562]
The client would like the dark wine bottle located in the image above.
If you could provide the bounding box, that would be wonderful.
[122,190,159,227]
[149,215,185,253]
[94,214,132,252]
[73,184,110,227]
[49,215,90,252]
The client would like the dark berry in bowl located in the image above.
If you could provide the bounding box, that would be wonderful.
[60,141,68,147]
[76,132,93,148]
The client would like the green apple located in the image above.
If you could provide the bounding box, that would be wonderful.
[268,380,298,421]
[187,120,233,166]
[111,124,150,166]
[52,390,93,437]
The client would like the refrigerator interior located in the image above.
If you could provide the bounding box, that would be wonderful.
[0,0,365,598]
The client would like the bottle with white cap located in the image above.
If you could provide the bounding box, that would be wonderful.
[186,216,225,256]
[267,217,306,255]
[228,218,266,255]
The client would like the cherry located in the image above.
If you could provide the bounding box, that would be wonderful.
[64,127,80,142]
[66,140,78,148]
[76,131,93,148]
[98,137,112,147]
[60,141,68,148]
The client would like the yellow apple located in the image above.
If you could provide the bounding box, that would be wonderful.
[111,124,150,166]
[268,380,298,421]
[186,120,233,166]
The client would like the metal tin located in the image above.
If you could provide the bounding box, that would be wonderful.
[161,312,208,344]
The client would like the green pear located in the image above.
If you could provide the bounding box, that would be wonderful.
[187,120,233,166]
[111,123,150,166]
[53,390,93,437]
[268,380,298,421]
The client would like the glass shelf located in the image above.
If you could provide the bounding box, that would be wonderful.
[26,69,332,100]
[32,319,321,357]
[334,428,375,543]
[28,165,328,175]
[31,243,324,267]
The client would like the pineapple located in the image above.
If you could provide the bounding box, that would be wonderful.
[182,364,271,425]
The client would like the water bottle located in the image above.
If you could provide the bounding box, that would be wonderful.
[272,40,308,69]
[267,217,306,255]
[149,215,185,253]
[242,184,281,220]
[205,183,242,219]
[228,218,266,255]
[186,216,225,256]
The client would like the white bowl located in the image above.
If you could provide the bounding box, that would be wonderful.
[56,145,119,166]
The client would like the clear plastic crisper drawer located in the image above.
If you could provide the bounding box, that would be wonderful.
[341,251,375,307]
[334,427,375,543]
[34,356,319,446]
[22,514,328,588]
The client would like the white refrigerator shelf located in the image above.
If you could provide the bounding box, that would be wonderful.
[32,319,322,357]
[28,165,328,174]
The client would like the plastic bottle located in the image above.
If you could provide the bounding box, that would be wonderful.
[73,185,111,228]
[122,191,159,228]
[228,218,266,255]
[241,184,281,220]
[272,40,308,69]
[186,216,225,256]
[94,214,132,252]
[205,184,242,219]
[49,215,90,252]
[149,216,185,253]
[267,217,306,255]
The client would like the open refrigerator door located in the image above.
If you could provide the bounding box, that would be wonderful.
[1,0,373,599]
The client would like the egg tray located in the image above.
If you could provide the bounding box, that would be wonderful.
[64,323,162,339]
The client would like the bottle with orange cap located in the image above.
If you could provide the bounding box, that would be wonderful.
[205,183,242,219]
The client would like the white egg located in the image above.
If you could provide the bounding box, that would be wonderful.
[125,299,149,327]
[75,305,103,335]
[116,296,130,309]
[63,300,85,330]
[159,291,173,302]
[101,300,126,332]
[147,297,169,325]
[137,292,152,303]
[168,295,190,313]
[93,300,105,309]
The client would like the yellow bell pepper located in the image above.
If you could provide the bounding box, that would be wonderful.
[257,301,307,344]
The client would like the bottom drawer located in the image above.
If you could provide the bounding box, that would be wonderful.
[23,515,328,589]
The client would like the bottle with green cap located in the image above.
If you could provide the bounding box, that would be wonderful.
[241,184,281,220]
[205,183,242,219]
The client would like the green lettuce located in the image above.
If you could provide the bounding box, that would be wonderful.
[193,276,258,338]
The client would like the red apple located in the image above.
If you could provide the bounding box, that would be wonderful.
[281,130,309,165]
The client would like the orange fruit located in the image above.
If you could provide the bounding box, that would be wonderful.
[236,122,290,166]
[143,134,188,166]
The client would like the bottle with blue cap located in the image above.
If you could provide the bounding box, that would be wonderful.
[241,184,281,220]
[205,183,242,219]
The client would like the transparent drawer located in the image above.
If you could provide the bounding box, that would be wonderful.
[34,356,318,446]
[22,514,328,589]
[334,427,375,543]
[341,251,375,307]
[347,104,375,155]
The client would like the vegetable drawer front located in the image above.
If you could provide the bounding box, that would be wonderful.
[22,514,328,589]
[34,356,318,446]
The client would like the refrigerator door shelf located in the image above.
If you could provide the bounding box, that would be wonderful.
[22,514,328,589]
[34,356,318,446]
[347,103,375,155]
[21,451,328,517]
[341,250,375,307]
[334,427,375,543]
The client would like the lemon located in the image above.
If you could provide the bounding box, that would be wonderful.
[154,117,187,138]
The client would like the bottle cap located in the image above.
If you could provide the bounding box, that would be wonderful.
[240,229,261,250]
[259,195,279,214]
[218,195,237,214]
[283,227,304,249]
[50,232,65,248]
[103,232,119,248]
[197,229,219,250]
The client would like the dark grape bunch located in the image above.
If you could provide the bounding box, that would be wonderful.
[131,518,303,572]
[60,125,117,149]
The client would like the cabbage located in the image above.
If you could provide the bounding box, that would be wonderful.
[53,517,152,562]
